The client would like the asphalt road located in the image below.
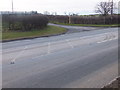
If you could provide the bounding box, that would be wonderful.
[48,23,106,34]
[2,25,119,88]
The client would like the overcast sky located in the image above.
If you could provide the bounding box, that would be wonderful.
[0,0,119,15]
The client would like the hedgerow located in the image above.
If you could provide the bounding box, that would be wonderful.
[2,14,48,31]
[47,15,119,25]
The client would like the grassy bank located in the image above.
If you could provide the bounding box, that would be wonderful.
[53,22,119,27]
[2,25,67,41]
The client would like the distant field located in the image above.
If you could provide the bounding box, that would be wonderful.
[2,25,67,41]
[53,22,120,27]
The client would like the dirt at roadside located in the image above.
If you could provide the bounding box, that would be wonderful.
[101,77,120,90]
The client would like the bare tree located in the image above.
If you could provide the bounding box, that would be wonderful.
[64,12,67,15]
[95,1,116,16]
[72,13,79,16]
[51,12,57,15]
[44,11,50,15]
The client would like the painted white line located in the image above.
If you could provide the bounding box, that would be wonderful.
[32,54,44,59]
[97,38,117,44]
[109,39,115,41]
[97,40,108,44]
[79,32,112,40]
[111,38,118,41]
[10,31,118,64]
[47,42,51,54]
[32,51,56,60]
[10,46,28,64]
[66,39,74,48]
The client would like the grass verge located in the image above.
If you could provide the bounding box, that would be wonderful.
[2,25,67,41]
[53,22,120,27]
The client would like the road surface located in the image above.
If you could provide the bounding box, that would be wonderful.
[2,25,118,88]
[48,23,106,34]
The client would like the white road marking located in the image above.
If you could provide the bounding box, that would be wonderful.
[32,55,44,60]
[47,42,51,54]
[97,40,108,44]
[78,32,110,40]
[66,39,74,48]
[10,46,28,64]
[8,31,118,64]
[96,32,118,44]
[32,51,55,60]
[97,38,117,44]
